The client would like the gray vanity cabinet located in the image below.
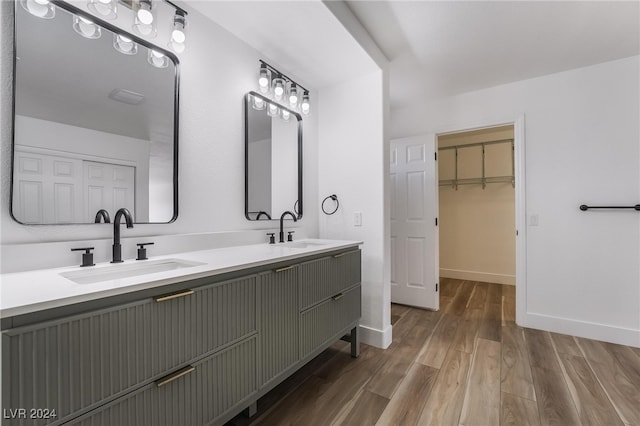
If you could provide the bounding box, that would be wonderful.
[1,276,257,425]
[66,336,257,426]
[258,266,299,388]
[2,247,361,426]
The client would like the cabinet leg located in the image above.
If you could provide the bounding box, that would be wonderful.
[247,402,257,417]
[350,326,360,358]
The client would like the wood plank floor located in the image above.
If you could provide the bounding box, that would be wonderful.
[228,278,640,426]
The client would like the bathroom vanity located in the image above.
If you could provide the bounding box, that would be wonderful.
[1,240,362,425]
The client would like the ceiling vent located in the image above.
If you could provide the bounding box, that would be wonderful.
[108,88,145,105]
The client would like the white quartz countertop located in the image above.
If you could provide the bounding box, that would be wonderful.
[0,239,362,319]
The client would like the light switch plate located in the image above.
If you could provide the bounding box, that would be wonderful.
[354,211,362,227]
[528,214,539,226]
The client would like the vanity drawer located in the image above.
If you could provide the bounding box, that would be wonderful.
[299,285,361,359]
[64,336,257,426]
[298,249,361,310]
[1,275,256,425]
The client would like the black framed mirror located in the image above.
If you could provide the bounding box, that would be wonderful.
[11,0,179,224]
[245,91,302,221]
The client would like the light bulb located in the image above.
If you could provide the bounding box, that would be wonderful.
[267,103,279,118]
[288,84,299,108]
[88,0,117,19]
[252,96,265,111]
[73,15,101,39]
[171,29,185,44]
[133,0,156,37]
[137,5,153,24]
[170,10,187,46]
[148,49,168,68]
[258,65,270,94]
[273,77,285,101]
[301,92,310,115]
[281,109,291,121]
[20,0,55,18]
[114,34,137,55]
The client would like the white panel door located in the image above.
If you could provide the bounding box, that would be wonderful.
[84,161,135,221]
[390,134,439,309]
[13,150,83,224]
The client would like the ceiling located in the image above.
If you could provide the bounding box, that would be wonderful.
[346,0,640,109]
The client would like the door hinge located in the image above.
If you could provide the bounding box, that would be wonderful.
[434,152,438,161]
[436,283,438,292]
[516,230,519,236]
[435,217,438,226]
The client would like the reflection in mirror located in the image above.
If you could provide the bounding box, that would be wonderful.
[12,1,178,224]
[245,92,302,221]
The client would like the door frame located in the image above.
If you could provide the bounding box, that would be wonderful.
[433,115,526,325]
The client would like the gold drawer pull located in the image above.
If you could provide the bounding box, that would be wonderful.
[332,293,344,301]
[275,266,294,273]
[333,250,359,259]
[156,366,195,387]
[154,290,194,303]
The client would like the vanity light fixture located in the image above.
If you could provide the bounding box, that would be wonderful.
[87,0,116,20]
[73,15,101,39]
[133,0,157,38]
[281,109,291,121]
[113,34,138,55]
[20,0,55,19]
[148,49,168,68]
[257,60,311,115]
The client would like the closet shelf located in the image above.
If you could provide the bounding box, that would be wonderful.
[438,138,514,190]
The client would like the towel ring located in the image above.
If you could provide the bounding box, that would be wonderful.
[322,195,339,215]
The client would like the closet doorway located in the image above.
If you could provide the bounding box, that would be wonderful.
[437,125,517,312]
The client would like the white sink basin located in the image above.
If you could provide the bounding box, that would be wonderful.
[60,258,206,285]
[283,241,329,249]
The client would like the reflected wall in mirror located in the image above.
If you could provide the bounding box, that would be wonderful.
[12,0,178,224]
[245,92,302,221]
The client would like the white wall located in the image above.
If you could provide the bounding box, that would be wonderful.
[392,56,640,347]
[318,69,390,348]
[0,2,319,270]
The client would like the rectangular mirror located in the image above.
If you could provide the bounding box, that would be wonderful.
[11,0,178,224]
[245,92,302,221]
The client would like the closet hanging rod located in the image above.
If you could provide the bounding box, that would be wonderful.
[579,204,640,211]
[438,138,513,151]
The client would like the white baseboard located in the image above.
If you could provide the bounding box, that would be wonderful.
[520,312,640,348]
[440,268,515,285]
[359,324,392,349]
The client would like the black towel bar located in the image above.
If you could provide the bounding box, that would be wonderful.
[579,204,640,211]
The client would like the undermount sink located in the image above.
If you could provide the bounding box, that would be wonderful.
[283,241,329,249]
[61,258,206,285]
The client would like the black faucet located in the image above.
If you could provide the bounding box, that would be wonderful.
[279,211,297,243]
[94,209,111,223]
[112,208,134,263]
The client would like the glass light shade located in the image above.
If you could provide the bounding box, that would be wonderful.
[252,95,265,111]
[272,77,285,101]
[73,15,101,39]
[87,0,117,20]
[148,49,169,68]
[20,0,55,19]
[133,0,157,38]
[168,10,186,53]
[288,83,299,108]
[267,103,279,118]
[281,109,291,121]
[301,92,310,115]
[258,65,270,94]
[114,34,138,55]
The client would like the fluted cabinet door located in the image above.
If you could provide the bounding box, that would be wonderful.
[258,267,299,388]
[65,336,257,426]
[1,276,256,425]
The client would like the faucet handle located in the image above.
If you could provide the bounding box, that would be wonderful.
[71,247,95,267]
[266,233,276,245]
[287,231,295,242]
[136,242,154,260]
